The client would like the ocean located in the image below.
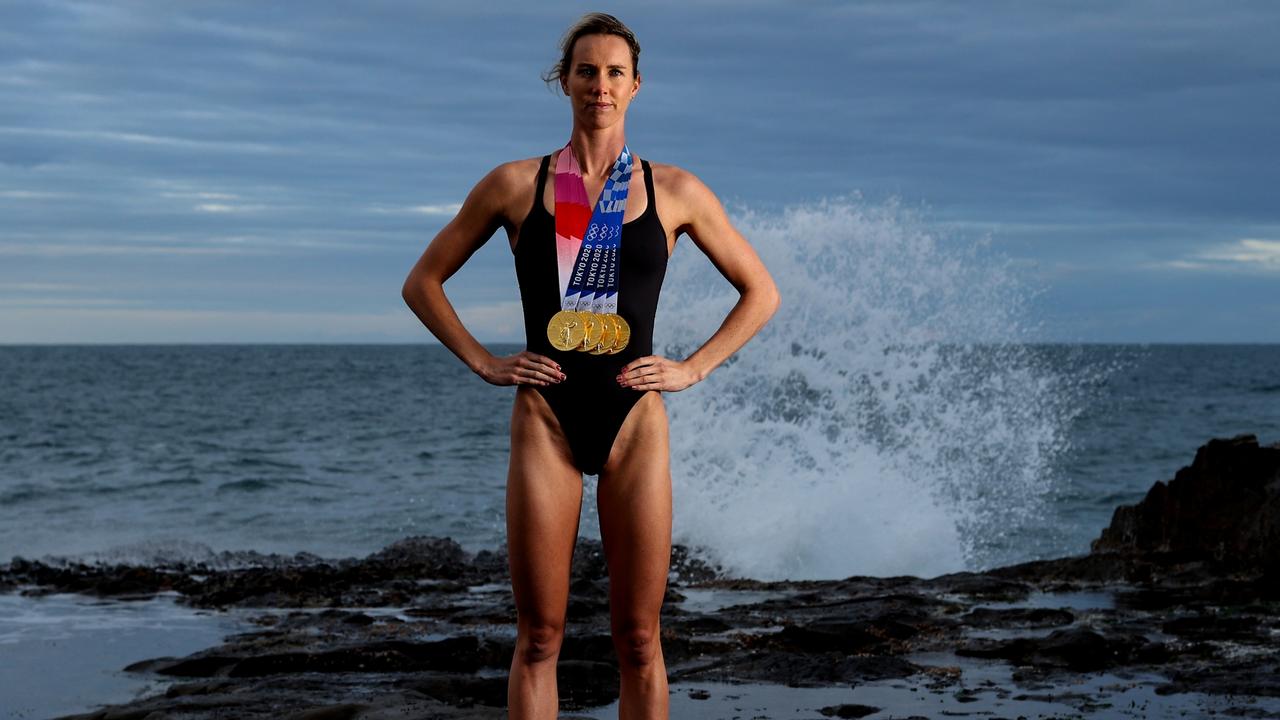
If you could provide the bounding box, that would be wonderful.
[4,200,1280,718]
[3,342,1277,580]
[5,196,1280,580]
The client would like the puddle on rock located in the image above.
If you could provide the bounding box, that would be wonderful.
[674,587,796,615]
[577,650,1280,719]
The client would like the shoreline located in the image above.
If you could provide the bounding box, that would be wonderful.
[3,434,1277,719]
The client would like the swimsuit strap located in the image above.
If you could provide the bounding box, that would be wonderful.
[641,158,655,210]
[534,153,552,210]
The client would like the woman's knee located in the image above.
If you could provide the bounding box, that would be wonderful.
[611,621,661,668]
[516,618,566,664]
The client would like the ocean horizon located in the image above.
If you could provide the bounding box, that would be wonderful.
[4,341,1277,581]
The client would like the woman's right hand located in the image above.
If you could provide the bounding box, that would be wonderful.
[477,351,565,387]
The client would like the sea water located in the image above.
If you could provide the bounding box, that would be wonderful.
[4,197,1280,718]
[2,198,1278,581]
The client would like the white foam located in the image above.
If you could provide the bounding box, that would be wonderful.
[644,196,1082,580]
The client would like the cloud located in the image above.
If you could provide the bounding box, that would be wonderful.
[0,126,297,155]
[0,306,422,343]
[1152,238,1280,273]
[368,203,463,216]
[0,282,80,291]
[2,1,1278,342]
[408,204,463,216]
[0,190,69,199]
[0,297,145,308]
[193,202,270,213]
[159,191,239,200]
[1199,239,1280,268]
[0,243,275,257]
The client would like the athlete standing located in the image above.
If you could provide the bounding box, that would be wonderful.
[402,13,779,720]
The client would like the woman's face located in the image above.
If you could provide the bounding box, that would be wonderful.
[561,33,640,129]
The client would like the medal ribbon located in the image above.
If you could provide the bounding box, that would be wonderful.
[554,141,632,313]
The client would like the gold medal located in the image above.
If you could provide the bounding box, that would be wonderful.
[607,313,630,354]
[589,313,617,354]
[547,310,586,352]
[577,311,602,352]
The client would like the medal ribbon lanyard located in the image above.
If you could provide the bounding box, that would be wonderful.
[553,141,632,313]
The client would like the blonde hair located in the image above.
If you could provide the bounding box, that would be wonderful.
[541,12,641,89]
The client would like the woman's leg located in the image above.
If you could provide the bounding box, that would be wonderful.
[597,391,672,720]
[506,385,585,720]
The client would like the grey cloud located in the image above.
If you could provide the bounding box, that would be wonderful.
[1,0,1278,342]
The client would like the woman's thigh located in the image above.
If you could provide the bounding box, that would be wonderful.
[597,391,672,634]
[507,386,584,632]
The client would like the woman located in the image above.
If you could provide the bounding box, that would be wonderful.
[401,13,779,719]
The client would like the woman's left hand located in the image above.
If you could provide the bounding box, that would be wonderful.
[616,355,699,393]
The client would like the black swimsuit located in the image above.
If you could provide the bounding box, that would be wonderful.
[513,152,669,475]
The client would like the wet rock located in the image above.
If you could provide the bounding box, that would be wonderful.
[8,434,1280,718]
[362,536,471,579]
[558,660,622,710]
[956,627,1144,671]
[1156,657,1280,698]
[960,607,1075,629]
[680,649,922,686]
[285,703,366,720]
[922,572,1034,600]
[1092,434,1280,573]
[409,673,508,708]
[770,617,918,654]
[1162,612,1274,642]
[819,702,881,717]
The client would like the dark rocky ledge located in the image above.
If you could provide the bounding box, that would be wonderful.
[3,434,1278,719]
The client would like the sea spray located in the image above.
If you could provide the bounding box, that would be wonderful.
[579,195,1085,580]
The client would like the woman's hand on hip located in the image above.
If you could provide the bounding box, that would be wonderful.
[478,351,564,386]
[617,355,698,393]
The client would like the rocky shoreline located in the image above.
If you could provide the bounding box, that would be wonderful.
[3,434,1277,719]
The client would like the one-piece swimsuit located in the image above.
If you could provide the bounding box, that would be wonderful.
[513,152,669,476]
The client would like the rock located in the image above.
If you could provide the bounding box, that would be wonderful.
[409,673,508,708]
[1091,434,1280,573]
[770,617,917,654]
[284,704,366,720]
[956,627,1144,671]
[363,536,471,579]
[680,649,922,686]
[557,659,621,710]
[959,606,1075,629]
[1155,657,1280,698]
[921,572,1033,601]
[819,702,881,718]
[13,434,1280,718]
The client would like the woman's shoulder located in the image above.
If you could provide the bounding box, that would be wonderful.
[644,160,719,213]
[482,155,547,190]
[465,155,547,209]
[644,160,713,195]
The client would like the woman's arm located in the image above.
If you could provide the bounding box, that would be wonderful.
[402,162,564,387]
[618,166,781,392]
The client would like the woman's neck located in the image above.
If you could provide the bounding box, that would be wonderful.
[568,125,628,179]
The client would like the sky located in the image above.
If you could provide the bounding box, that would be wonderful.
[2,0,1278,344]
